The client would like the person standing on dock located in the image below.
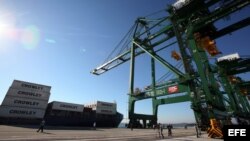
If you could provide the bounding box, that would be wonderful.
[37,119,45,133]
[157,123,164,139]
[93,122,96,130]
[159,123,164,139]
[130,122,133,131]
[195,123,201,138]
[167,124,172,136]
[153,124,156,130]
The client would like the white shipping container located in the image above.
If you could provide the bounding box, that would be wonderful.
[85,101,117,115]
[96,101,116,115]
[97,101,116,109]
[6,88,50,101]
[96,108,116,115]
[1,96,48,109]
[0,106,45,118]
[217,53,240,62]
[52,101,84,112]
[172,0,191,10]
[11,80,51,93]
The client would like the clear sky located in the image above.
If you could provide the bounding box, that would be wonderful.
[0,0,249,124]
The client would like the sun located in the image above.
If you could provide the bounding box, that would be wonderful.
[0,13,41,50]
[0,13,17,39]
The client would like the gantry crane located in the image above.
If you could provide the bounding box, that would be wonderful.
[91,0,250,138]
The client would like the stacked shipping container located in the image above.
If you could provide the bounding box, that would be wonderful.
[0,80,51,124]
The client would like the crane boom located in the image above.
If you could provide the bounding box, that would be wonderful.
[91,17,175,75]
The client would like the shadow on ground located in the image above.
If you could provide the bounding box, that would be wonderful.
[1,124,104,131]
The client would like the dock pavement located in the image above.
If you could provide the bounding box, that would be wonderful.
[0,125,223,141]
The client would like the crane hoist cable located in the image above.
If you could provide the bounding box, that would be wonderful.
[144,8,166,18]
[157,61,183,83]
[103,23,137,64]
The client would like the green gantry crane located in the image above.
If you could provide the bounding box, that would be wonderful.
[91,0,250,138]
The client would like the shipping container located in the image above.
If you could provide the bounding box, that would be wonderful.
[217,53,239,62]
[97,101,116,108]
[52,101,84,112]
[96,108,116,115]
[84,107,93,112]
[1,96,48,109]
[95,101,116,115]
[172,0,192,10]
[0,106,46,118]
[6,88,50,101]
[11,80,51,93]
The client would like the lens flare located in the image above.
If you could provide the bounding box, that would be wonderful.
[21,25,41,50]
[0,12,42,51]
[45,38,56,44]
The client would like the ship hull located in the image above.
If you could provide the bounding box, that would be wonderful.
[44,112,123,127]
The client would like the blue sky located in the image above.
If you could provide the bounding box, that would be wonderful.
[0,0,249,124]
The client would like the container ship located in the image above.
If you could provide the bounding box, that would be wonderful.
[0,80,123,127]
[44,101,123,127]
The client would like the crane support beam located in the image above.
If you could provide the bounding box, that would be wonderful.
[130,113,155,120]
[238,81,250,88]
[212,17,250,39]
[91,50,130,75]
[227,66,250,75]
[91,18,176,75]
[91,40,177,75]
[194,0,250,32]
[131,83,189,100]
[145,25,174,42]
[155,94,190,105]
[217,58,250,75]
[136,17,170,39]
[205,0,222,7]
[133,40,185,77]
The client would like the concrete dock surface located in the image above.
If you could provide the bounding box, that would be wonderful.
[0,125,223,141]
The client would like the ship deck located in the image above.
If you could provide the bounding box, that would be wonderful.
[0,125,222,141]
